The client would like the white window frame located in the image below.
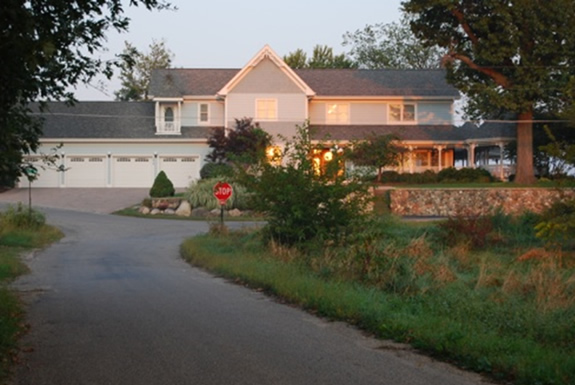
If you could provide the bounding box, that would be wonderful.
[255,99,277,121]
[156,103,181,135]
[388,103,416,123]
[199,103,209,124]
[326,103,349,124]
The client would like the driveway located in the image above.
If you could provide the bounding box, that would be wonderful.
[0,188,150,214]
[9,208,492,385]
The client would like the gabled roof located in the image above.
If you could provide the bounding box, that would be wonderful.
[32,102,212,139]
[148,45,460,99]
[296,69,459,98]
[217,45,315,97]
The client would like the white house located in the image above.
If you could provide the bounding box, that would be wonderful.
[23,45,515,188]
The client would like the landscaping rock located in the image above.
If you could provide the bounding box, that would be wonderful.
[175,201,192,217]
[150,208,161,215]
[191,207,210,217]
[139,206,150,215]
[164,209,176,215]
[229,208,242,217]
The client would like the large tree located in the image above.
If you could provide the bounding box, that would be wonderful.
[402,0,575,184]
[283,45,357,69]
[342,15,446,69]
[115,39,173,101]
[0,0,171,184]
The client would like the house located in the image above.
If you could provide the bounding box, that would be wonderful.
[22,45,515,188]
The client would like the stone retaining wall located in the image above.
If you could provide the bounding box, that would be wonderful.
[385,188,575,217]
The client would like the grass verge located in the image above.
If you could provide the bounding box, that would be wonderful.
[0,205,63,382]
[180,222,574,385]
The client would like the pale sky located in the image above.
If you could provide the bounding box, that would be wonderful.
[73,0,404,100]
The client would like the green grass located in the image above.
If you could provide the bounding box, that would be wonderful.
[0,205,63,382]
[180,219,575,385]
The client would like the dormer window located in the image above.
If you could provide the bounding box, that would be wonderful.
[156,103,181,135]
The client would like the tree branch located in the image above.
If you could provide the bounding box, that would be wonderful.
[450,7,479,46]
[449,52,511,88]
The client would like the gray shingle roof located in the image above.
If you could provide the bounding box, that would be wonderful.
[310,124,516,142]
[148,68,460,98]
[34,102,213,139]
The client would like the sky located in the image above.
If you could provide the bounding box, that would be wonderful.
[73,0,404,100]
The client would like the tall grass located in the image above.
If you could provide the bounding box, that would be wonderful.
[181,214,575,385]
[0,204,63,382]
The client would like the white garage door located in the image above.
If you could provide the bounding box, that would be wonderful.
[113,156,154,187]
[159,156,200,188]
[65,156,107,187]
[19,157,61,187]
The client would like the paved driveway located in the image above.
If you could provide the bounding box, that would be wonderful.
[0,188,150,214]
[10,208,491,385]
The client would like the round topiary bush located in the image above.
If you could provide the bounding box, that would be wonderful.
[200,162,234,179]
[149,171,175,197]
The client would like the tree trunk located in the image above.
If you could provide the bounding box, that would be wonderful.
[514,110,537,184]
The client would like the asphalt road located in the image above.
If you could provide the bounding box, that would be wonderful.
[9,207,492,385]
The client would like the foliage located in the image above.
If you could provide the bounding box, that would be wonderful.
[346,134,402,183]
[115,39,173,101]
[403,0,575,184]
[0,203,46,230]
[186,177,250,211]
[535,198,575,249]
[437,167,493,183]
[342,15,446,69]
[149,171,175,198]
[235,122,370,246]
[538,125,575,178]
[0,0,171,184]
[199,162,234,180]
[205,118,272,166]
[283,45,357,69]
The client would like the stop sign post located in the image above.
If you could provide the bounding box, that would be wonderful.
[213,182,233,224]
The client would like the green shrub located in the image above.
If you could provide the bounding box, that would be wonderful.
[535,198,575,249]
[186,177,250,211]
[200,162,234,180]
[0,203,45,230]
[149,171,175,197]
[438,167,494,183]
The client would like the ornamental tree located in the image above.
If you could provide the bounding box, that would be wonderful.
[402,0,575,184]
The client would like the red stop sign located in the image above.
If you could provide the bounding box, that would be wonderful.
[213,182,233,205]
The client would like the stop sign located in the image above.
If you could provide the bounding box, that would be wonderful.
[213,182,233,205]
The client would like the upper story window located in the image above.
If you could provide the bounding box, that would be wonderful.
[165,107,174,122]
[389,103,416,123]
[199,103,209,124]
[256,99,277,121]
[326,103,349,124]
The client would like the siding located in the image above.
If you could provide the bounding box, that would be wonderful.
[181,101,225,126]
[310,101,452,125]
[232,58,303,94]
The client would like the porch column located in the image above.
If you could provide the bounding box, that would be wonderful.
[408,146,415,174]
[435,145,445,171]
[498,142,505,180]
[467,143,477,169]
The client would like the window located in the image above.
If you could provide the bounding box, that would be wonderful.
[256,99,277,120]
[389,103,416,123]
[164,107,174,122]
[199,103,209,123]
[326,103,349,124]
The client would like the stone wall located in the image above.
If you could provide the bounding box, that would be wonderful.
[384,188,575,217]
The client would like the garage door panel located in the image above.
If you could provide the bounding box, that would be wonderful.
[65,156,107,187]
[160,156,200,188]
[113,156,153,187]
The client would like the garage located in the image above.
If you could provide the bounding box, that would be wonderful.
[159,156,200,188]
[112,156,154,187]
[64,156,107,187]
[19,157,61,188]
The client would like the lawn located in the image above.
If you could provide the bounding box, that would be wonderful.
[181,214,575,385]
[0,204,63,382]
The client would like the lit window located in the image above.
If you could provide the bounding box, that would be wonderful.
[266,146,282,166]
[389,103,416,123]
[326,103,349,124]
[199,103,209,123]
[256,99,277,120]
